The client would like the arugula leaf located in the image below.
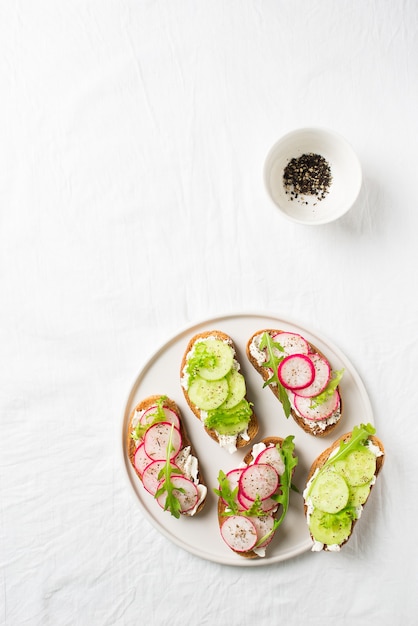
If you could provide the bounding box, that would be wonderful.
[154,424,185,518]
[259,333,291,418]
[310,368,344,408]
[272,436,298,528]
[214,470,239,515]
[322,422,376,470]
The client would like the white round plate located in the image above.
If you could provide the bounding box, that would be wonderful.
[121,312,373,566]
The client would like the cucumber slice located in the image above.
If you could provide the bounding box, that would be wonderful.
[309,508,352,546]
[221,369,246,409]
[348,483,371,507]
[309,468,349,514]
[188,375,229,410]
[333,449,376,487]
[196,339,234,381]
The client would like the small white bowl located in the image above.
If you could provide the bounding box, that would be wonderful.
[263,127,362,225]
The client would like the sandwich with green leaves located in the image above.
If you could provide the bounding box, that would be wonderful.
[303,423,384,551]
[180,331,259,454]
[247,329,343,437]
[215,435,298,558]
[128,395,207,518]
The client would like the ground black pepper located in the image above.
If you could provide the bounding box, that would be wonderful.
[283,153,332,204]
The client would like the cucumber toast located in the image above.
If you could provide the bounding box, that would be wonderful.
[128,395,207,518]
[180,331,259,453]
[303,423,384,551]
[215,436,298,558]
[247,329,343,436]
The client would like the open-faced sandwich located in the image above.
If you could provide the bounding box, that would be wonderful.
[180,331,258,453]
[247,329,344,437]
[128,395,207,517]
[215,436,298,558]
[303,423,384,551]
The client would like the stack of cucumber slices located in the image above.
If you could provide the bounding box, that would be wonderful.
[305,442,378,547]
[185,338,252,437]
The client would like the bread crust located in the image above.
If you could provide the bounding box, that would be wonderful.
[180,330,259,449]
[217,437,283,559]
[246,329,342,437]
[127,394,206,516]
[304,431,385,549]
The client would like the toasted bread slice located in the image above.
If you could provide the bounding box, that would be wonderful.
[246,329,343,437]
[217,437,284,558]
[128,395,207,517]
[180,331,258,453]
[303,427,385,550]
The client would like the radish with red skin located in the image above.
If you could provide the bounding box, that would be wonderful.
[134,442,151,477]
[142,460,182,495]
[254,445,285,476]
[143,421,182,461]
[293,353,331,398]
[294,389,340,421]
[140,405,181,431]
[220,516,258,552]
[156,475,199,513]
[277,353,315,390]
[272,332,310,355]
[239,463,280,501]
[249,515,276,549]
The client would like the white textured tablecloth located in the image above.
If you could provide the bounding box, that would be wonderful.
[1,1,417,624]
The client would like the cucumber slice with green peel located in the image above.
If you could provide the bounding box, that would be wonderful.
[348,483,372,507]
[309,468,349,514]
[196,339,234,381]
[188,375,229,410]
[309,508,353,546]
[221,369,246,409]
[333,449,376,487]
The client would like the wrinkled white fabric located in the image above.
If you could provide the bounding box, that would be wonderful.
[1,1,417,624]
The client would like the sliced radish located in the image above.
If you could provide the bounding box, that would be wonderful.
[156,475,199,514]
[293,353,331,398]
[277,354,315,390]
[272,332,310,356]
[248,515,276,549]
[140,405,181,431]
[254,445,285,477]
[237,490,278,514]
[220,515,258,553]
[239,463,279,501]
[134,442,152,477]
[143,422,182,461]
[294,389,340,421]
[142,460,182,495]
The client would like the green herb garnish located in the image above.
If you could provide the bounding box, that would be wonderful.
[131,395,169,441]
[184,342,217,386]
[154,424,184,519]
[271,436,298,527]
[322,422,376,470]
[204,399,253,434]
[259,332,291,417]
[310,368,344,408]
